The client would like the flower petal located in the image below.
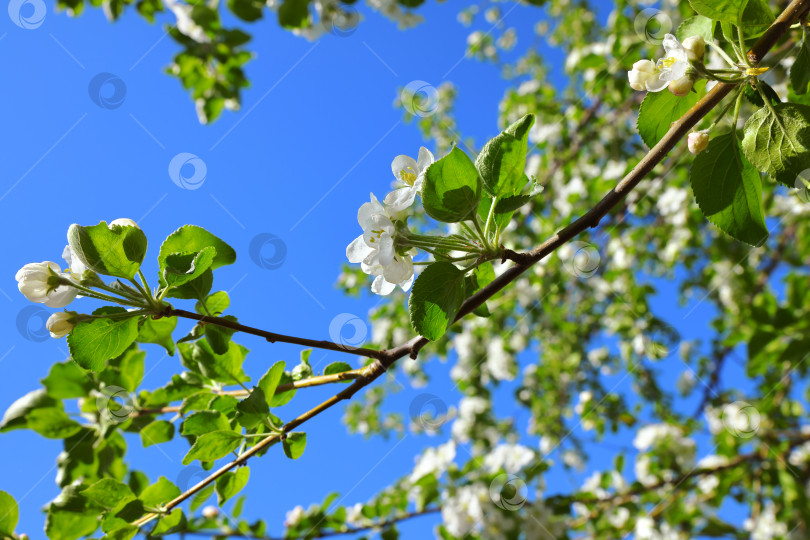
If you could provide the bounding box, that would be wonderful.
[383,255,413,284]
[416,147,435,173]
[391,155,418,181]
[399,273,415,292]
[645,76,669,92]
[384,186,417,213]
[377,233,395,266]
[347,234,374,263]
[43,286,78,308]
[358,193,384,228]
[371,275,396,295]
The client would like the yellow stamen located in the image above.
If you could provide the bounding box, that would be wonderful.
[399,167,417,186]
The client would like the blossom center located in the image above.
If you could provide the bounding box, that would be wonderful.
[399,167,417,186]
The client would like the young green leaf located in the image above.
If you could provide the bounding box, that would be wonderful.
[80,479,135,509]
[41,362,92,399]
[151,508,186,536]
[687,0,744,24]
[205,316,238,354]
[178,339,250,384]
[67,222,148,279]
[235,387,270,429]
[323,361,353,379]
[140,420,175,447]
[197,291,230,316]
[257,361,285,405]
[422,146,482,223]
[475,114,534,198]
[638,80,705,148]
[68,312,141,371]
[137,316,177,356]
[791,35,810,95]
[163,246,217,288]
[408,262,467,341]
[27,407,83,439]
[0,491,18,537]
[676,15,714,43]
[182,430,244,465]
[158,225,236,275]
[139,477,181,507]
[45,507,98,540]
[0,389,58,432]
[742,103,810,186]
[215,467,250,505]
[690,132,768,246]
[181,410,231,436]
[283,432,307,459]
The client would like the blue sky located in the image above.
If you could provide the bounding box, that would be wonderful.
[0,0,757,537]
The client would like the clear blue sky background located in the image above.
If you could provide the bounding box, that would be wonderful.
[0,0,752,537]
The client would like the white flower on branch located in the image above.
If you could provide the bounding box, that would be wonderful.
[16,262,78,308]
[346,193,415,295]
[628,34,697,96]
[385,146,434,213]
[46,312,76,339]
[483,443,534,474]
[409,440,456,482]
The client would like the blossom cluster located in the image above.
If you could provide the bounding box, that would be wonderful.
[346,147,434,295]
[628,34,705,96]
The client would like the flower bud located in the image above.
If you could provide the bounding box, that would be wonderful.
[682,36,706,62]
[628,59,657,91]
[668,76,695,97]
[16,262,78,308]
[688,132,710,155]
[47,311,76,338]
[202,505,219,519]
[109,218,139,228]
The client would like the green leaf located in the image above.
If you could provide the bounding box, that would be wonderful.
[159,226,236,276]
[278,0,309,27]
[28,407,83,439]
[197,291,230,316]
[178,339,250,384]
[205,316,238,355]
[215,467,250,505]
[742,103,810,186]
[158,226,235,297]
[236,387,270,429]
[422,146,483,223]
[1,389,58,433]
[68,311,141,371]
[638,80,705,148]
[268,370,296,408]
[791,36,810,95]
[151,508,185,536]
[228,0,263,21]
[67,222,148,279]
[80,479,135,509]
[183,430,244,465]
[408,262,467,341]
[690,132,768,246]
[163,247,217,288]
[190,485,215,512]
[257,361,286,406]
[323,361,353,380]
[739,0,774,34]
[687,0,745,23]
[676,15,714,42]
[0,491,18,537]
[141,420,175,447]
[41,362,92,399]
[475,114,534,198]
[181,410,231,436]
[139,477,181,507]
[137,316,177,356]
[45,507,99,540]
[282,432,307,459]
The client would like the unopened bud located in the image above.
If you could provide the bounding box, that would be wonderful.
[202,505,219,519]
[109,218,139,229]
[682,36,706,62]
[688,132,710,155]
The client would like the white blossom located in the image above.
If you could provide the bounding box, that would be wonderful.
[483,443,534,474]
[346,193,414,295]
[744,501,788,540]
[409,440,455,482]
[385,147,434,213]
[46,312,75,339]
[16,262,78,308]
